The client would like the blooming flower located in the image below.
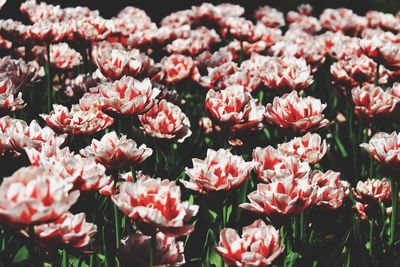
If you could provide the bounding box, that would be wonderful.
[49,43,82,70]
[278,133,329,164]
[98,76,158,115]
[353,178,391,203]
[74,16,114,42]
[310,170,348,210]
[112,174,199,236]
[264,91,330,133]
[153,54,198,85]
[119,232,185,266]
[139,99,191,143]
[216,219,284,267]
[27,212,97,249]
[80,131,152,170]
[0,166,79,229]
[360,36,400,70]
[252,146,310,183]
[254,5,285,28]
[330,55,379,88]
[319,8,367,35]
[351,84,397,119]
[360,132,400,166]
[205,85,264,132]
[182,148,254,193]
[260,56,313,93]
[240,178,316,221]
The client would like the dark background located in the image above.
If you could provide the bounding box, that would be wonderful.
[1,0,400,22]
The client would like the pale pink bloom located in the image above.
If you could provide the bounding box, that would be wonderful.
[98,170,137,197]
[360,131,400,166]
[198,117,214,135]
[325,33,363,60]
[28,212,97,249]
[25,143,73,166]
[182,148,254,193]
[80,131,152,170]
[166,27,220,56]
[95,48,150,80]
[196,62,237,90]
[119,232,185,266]
[0,19,30,44]
[240,178,316,220]
[39,153,110,192]
[216,220,284,267]
[41,101,115,135]
[390,82,400,100]
[366,10,400,33]
[353,178,391,203]
[361,28,400,44]
[28,20,67,43]
[355,202,368,220]
[160,10,193,28]
[112,174,199,237]
[319,8,367,35]
[0,78,25,111]
[278,133,329,164]
[265,91,330,133]
[205,85,264,132]
[310,170,348,210]
[360,36,400,70]
[269,33,326,72]
[91,40,125,65]
[330,55,379,87]
[153,54,197,85]
[139,99,191,143]
[352,84,397,119]
[63,6,99,21]
[260,56,314,93]
[20,0,63,23]
[74,16,114,42]
[288,16,321,34]
[0,166,79,229]
[254,5,285,28]
[7,119,66,154]
[49,43,82,70]
[64,73,100,98]
[252,146,310,183]
[99,76,158,115]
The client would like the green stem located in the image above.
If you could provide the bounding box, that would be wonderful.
[258,90,264,105]
[300,212,305,243]
[61,249,68,267]
[369,219,374,258]
[375,64,380,86]
[28,225,38,267]
[149,233,157,267]
[390,177,398,248]
[45,43,52,113]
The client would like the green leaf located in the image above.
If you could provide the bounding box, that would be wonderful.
[285,251,301,267]
[12,245,29,264]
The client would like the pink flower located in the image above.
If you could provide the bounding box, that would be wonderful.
[254,5,285,28]
[139,99,191,143]
[360,36,400,70]
[25,143,73,166]
[0,78,25,111]
[80,131,152,170]
[252,146,310,183]
[28,212,97,249]
[355,202,368,220]
[265,91,330,133]
[153,54,197,85]
[278,133,329,164]
[366,10,400,33]
[28,21,67,43]
[74,16,114,42]
[182,148,254,193]
[0,36,12,49]
[319,8,367,35]
[95,48,151,80]
[20,0,63,23]
[240,178,316,220]
[353,178,391,203]
[49,43,82,70]
[310,170,348,210]
[360,131,400,166]
[7,119,67,154]
[41,97,115,135]
[0,166,79,229]
[99,76,158,115]
[260,57,314,93]
[112,174,199,237]
[119,232,185,266]
[351,84,397,119]
[205,85,264,132]
[216,219,284,267]
[330,55,378,88]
